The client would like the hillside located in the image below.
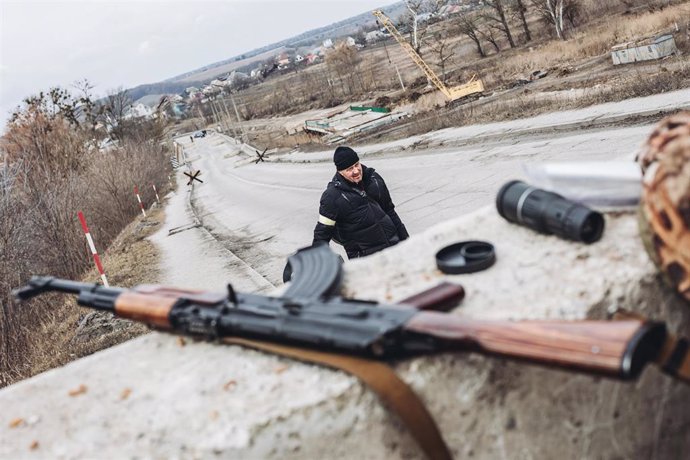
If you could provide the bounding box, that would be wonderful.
[127,1,407,97]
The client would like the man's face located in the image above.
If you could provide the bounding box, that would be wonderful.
[339,161,362,183]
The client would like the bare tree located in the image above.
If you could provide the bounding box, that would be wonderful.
[11,83,99,131]
[399,0,444,56]
[100,87,133,141]
[454,14,487,57]
[510,0,532,42]
[530,0,578,40]
[401,0,429,56]
[427,32,455,83]
[71,79,101,135]
[563,0,581,28]
[325,42,363,96]
[1,82,173,387]
[481,0,517,47]
[479,23,503,52]
[6,95,88,179]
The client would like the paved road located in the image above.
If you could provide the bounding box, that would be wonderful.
[177,122,652,286]
[158,89,690,289]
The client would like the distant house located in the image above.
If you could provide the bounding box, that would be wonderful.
[210,78,231,88]
[171,103,186,117]
[365,30,386,43]
[228,71,250,87]
[416,12,434,22]
[201,86,213,95]
[322,38,334,48]
[345,37,356,47]
[438,4,464,16]
[276,52,291,67]
[611,34,678,65]
[305,53,320,64]
[294,54,304,63]
[124,103,154,120]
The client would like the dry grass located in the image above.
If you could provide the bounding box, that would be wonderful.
[497,3,690,81]
[8,202,168,386]
[362,56,690,143]
[0,94,175,388]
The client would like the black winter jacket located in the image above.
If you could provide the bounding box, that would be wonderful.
[312,165,408,258]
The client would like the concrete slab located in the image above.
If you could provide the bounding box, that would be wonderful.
[2,206,689,459]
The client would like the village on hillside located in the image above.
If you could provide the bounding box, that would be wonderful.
[115,2,481,125]
[106,0,682,155]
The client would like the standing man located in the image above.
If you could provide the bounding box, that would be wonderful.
[313,146,409,259]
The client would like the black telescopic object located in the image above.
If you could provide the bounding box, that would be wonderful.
[496,180,605,244]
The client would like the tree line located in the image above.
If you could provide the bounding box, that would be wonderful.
[398,0,678,73]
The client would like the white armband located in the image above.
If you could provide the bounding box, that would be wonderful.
[318,215,336,226]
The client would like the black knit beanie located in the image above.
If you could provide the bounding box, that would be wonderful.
[333,146,359,170]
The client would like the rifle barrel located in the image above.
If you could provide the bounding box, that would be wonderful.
[13,276,126,311]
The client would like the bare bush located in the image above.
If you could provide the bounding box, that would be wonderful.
[325,43,365,97]
[482,0,518,47]
[84,142,169,243]
[0,86,173,388]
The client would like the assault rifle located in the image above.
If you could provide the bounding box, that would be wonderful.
[12,245,690,383]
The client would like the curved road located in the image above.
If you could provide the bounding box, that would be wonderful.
[179,121,652,286]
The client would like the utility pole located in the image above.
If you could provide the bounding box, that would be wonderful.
[394,64,405,91]
[219,95,239,141]
[210,84,233,136]
[230,93,246,144]
[209,98,221,129]
[213,98,230,135]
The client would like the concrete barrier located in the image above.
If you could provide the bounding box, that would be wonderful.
[1,206,689,459]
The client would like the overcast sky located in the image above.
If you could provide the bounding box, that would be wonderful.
[0,0,394,128]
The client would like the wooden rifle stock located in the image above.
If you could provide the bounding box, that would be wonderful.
[405,312,667,379]
[398,282,465,312]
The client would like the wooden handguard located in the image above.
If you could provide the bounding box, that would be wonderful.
[114,292,176,329]
[405,312,667,379]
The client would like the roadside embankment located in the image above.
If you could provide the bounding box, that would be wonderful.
[272,88,690,164]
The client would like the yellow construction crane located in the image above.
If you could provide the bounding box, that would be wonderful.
[373,10,484,102]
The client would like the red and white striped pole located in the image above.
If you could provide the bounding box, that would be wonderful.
[134,185,147,217]
[77,211,109,287]
[152,184,160,204]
